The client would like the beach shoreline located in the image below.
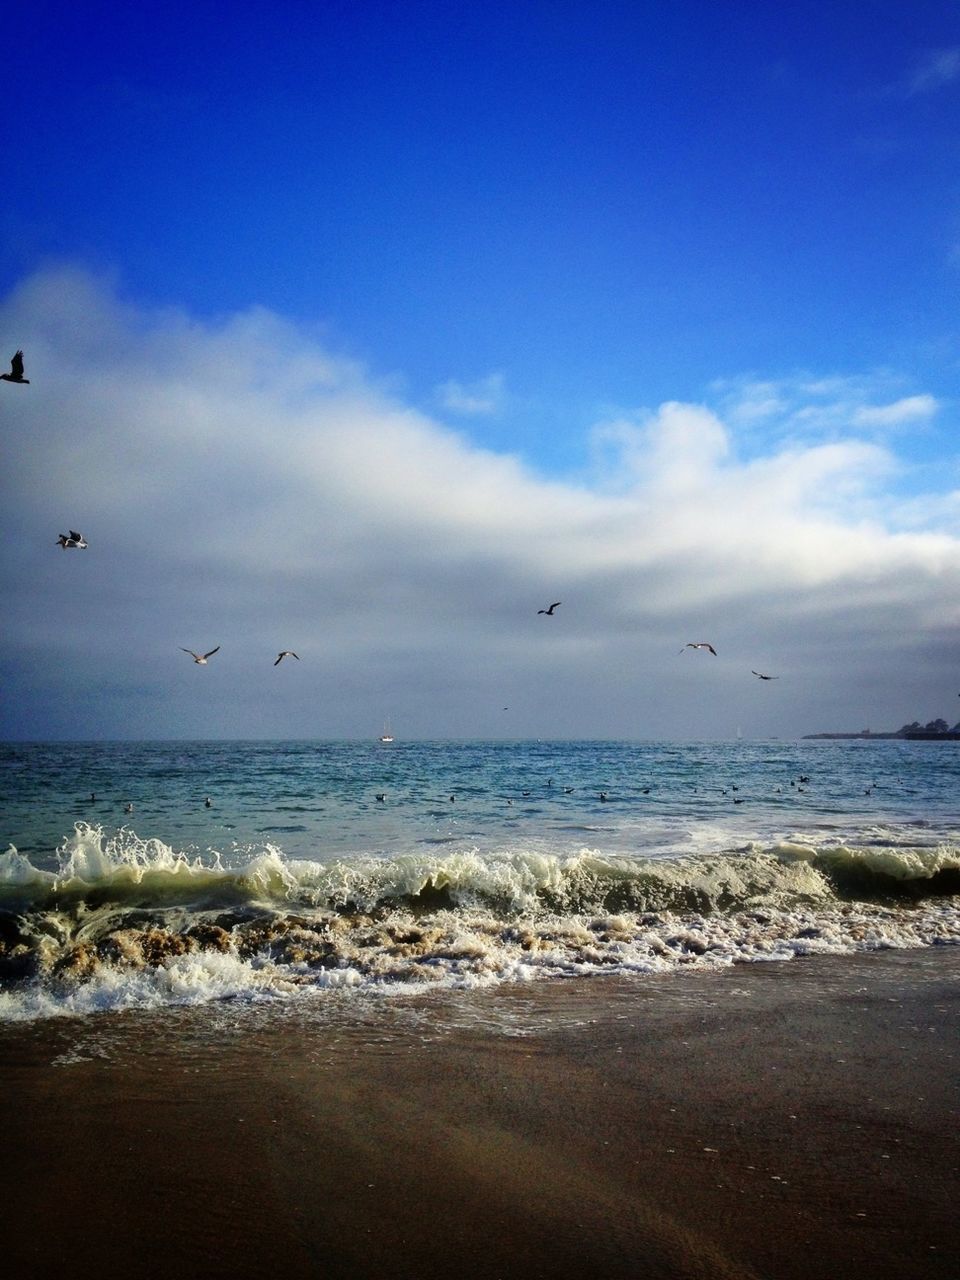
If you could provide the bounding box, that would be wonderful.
[1,946,958,1280]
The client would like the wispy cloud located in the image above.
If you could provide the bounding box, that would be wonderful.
[904,46,960,96]
[712,375,939,441]
[2,268,959,739]
[852,394,938,427]
[435,371,505,415]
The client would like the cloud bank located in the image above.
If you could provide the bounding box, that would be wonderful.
[2,267,959,740]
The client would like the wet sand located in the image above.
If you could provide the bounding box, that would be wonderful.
[1,947,958,1280]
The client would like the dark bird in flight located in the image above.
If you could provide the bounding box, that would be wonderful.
[181,646,220,664]
[57,531,87,549]
[680,642,717,655]
[1,351,28,384]
[538,602,561,615]
[274,651,300,665]
[751,670,779,680]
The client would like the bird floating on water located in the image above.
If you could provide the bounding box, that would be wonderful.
[751,670,778,680]
[274,651,300,665]
[1,351,28,384]
[181,646,220,664]
[680,642,716,655]
[537,602,561,615]
[57,531,87,549]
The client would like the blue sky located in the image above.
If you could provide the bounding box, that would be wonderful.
[2,1,959,739]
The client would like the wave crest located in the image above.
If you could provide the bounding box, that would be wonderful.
[1,823,958,1021]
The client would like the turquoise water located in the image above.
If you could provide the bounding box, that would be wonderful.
[4,738,959,865]
[1,739,958,1020]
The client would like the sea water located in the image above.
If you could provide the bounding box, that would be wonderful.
[1,738,958,1021]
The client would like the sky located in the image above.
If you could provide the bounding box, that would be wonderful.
[2,0,959,740]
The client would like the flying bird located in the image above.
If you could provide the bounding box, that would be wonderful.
[274,651,300,665]
[751,670,779,680]
[181,646,220,664]
[57,531,87,549]
[538,602,561,615]
[0,351,28,384]
[680,642,717,655]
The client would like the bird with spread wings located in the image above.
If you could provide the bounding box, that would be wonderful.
[1,351,29,384]
[181,646,220,664]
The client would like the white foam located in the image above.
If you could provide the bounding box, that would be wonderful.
[2,821,958,1021]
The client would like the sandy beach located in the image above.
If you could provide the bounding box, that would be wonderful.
[1,947,957,1280]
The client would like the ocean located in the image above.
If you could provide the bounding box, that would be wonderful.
[1,738,959,1023]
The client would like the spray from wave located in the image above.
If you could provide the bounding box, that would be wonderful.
[1,823,958,1021]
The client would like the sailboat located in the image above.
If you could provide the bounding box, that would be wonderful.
[379,719,394,743]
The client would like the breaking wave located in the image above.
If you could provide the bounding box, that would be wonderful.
[1,823,958,1021]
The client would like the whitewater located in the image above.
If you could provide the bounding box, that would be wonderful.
[2,738,958,1020]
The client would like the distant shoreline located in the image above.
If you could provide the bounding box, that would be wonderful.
[803,731,960,740]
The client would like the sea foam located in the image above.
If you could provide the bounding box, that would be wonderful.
[0,822,958,1021]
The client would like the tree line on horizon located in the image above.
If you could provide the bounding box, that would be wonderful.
[896,718,960,735]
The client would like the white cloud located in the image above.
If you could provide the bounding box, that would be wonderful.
[2,268,959,740]
[714,375,939,441]
[905,46,960,96]
[853,394,938,427]
[435,371,505,415]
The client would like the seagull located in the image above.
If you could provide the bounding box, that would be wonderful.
[0,351,28,384]
[680,642,717,655]
[537,602,561,615]
[751,670,779,680]
[274,651,300,665]
[181,646,220,664]
[57,531,87,549]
